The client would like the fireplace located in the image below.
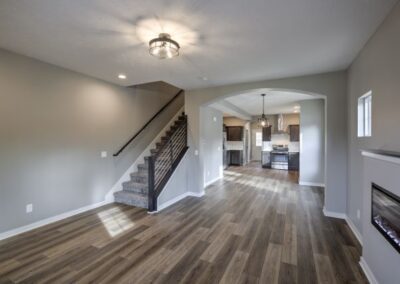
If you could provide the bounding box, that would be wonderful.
[371,183,400,253]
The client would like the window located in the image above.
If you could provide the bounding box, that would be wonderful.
[255,132,262,146]
[358,91,372,137]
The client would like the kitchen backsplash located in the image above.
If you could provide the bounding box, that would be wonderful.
[262,133,300,152]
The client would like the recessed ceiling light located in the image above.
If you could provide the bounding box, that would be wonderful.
[118,74,127,80]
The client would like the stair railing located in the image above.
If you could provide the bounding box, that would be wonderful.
[113,89,184,157]
[147,115,188,212]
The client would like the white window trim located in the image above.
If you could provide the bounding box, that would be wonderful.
[358,91,372,138]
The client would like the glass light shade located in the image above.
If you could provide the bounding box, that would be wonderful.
[258,114,269,127]
[149,33,180,59]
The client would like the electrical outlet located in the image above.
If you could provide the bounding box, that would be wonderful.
[217,146,221,151]
[26,204,33,214]
[357,209,360,219]
[101,151,107,158]
[213,116,217,122]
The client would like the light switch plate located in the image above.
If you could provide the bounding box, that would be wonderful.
[194,150,199,156]
[26,204,33,213]
[101,151,107,158]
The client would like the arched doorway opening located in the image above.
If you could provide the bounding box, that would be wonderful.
[198,88,327,206]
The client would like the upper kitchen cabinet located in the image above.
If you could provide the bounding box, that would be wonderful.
[289,125,300,141]
[262,126,272,141]
[226,126,243,141]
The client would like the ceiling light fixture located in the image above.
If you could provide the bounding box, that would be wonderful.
[118,74,127,80]
[258,94,270,127]
[149,33,180,59]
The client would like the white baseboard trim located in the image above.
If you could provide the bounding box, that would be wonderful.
[154,191,205,213]
[345,216,363,245]
[322,208,363,246]
[0,199,112,241]
[204,175,222,188]
[299,181,325,187]
[359,257,379,284]
[323,207,346,219]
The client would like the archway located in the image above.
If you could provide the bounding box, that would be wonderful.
[198,88,327,207]
[185,72,347,215]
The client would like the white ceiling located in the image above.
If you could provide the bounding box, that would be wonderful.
[0,0,397,89]
[219,90,316,115]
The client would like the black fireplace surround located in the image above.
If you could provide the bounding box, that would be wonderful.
[371,183,400,253]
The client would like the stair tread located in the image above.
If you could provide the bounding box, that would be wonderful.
[123,180,148,187]
[130,171,148,177]
[115,190,146,197]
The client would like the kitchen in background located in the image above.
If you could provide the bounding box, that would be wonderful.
[253,113,300,171]
[223,114,299,172]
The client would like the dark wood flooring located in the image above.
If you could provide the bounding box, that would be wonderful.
[0,162,367,283]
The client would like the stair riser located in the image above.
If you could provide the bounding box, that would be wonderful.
[122,185,148,195]
[130,175,148,183]
[138,165,148,171]
[115,196,148,208]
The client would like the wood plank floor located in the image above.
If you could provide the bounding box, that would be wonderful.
[0,162,367,283]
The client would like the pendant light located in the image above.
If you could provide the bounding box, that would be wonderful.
[258,94,269,127]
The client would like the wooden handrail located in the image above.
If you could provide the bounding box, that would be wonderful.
[113,89,184,157]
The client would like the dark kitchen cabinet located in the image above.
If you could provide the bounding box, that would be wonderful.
[228,150,243,166]
[226,126,243,141]
[288,152,299,171]
[262,151,271,168]
[289,125,300,142]
[262,126,272,141]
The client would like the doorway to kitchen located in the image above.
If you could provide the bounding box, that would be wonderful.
[208,89,325,187]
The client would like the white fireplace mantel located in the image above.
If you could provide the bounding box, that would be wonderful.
[361,149,400,284]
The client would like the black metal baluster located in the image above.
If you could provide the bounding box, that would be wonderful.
[148,156,156,212]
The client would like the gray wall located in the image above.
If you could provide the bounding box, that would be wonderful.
[157,152,190,207]
[0,49,183,233]
[347,2,400,234]
[201,107,223,186]
[299,99,325,185]
[186,71,347,214]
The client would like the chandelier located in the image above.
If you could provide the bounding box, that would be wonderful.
[149,33,180,59]
[258,94,270,127]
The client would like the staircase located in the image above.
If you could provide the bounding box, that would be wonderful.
[114,112,187,210]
